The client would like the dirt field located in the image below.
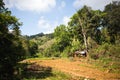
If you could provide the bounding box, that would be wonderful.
[23,58,120,80]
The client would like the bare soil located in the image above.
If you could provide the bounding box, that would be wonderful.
[23,58,120,80]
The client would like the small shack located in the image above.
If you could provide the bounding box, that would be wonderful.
[74,50,87,58]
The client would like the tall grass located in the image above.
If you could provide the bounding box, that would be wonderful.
[88,43,120,73]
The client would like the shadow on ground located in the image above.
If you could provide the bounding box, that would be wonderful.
[15,61,96,80]
[17,62,53,79]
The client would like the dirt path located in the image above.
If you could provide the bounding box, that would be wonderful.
[24,59,120,80]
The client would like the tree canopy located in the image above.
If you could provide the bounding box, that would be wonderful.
[0,0,26,79]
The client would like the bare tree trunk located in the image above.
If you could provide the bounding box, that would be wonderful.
[78,16,88,52]
[82,31,88,51]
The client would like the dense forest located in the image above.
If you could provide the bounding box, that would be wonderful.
[0,0,120,79]
[36,1,120,59]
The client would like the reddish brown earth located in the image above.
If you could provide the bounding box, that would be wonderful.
[23,59,120,80]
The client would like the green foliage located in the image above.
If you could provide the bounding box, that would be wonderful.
[71,38,81,52]
[20,2,120,74]
[101,27,111,43]
[68,6,105,52]
[61,46,71,57]
[0,0,26,79]
[43,44,61,57]
[43,48,53,57]
[31,36,51,46]
[28,33,53,40]
[37,4,120,59]
[104,1,120,43]
[26,33,54,58]
[89,42,120,73]
[37,39,56,57]
[54,25,71,52]
[89,42,120,61]
[29,41,38,57]
[20,37,31,57]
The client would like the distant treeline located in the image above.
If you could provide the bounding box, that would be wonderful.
[25,32,54,39]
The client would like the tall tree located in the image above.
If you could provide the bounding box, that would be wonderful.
[69,6,104,51]
[54,25,71,52]
[104,1,120,43]
[77,6,89,51]
[0,0,25,79]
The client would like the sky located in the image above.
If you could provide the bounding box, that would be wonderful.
[3,0,113,35]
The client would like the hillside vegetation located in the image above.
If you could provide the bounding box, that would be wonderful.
[29,1,120,74]
[0,0,120,79]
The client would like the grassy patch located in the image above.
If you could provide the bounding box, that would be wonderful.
[44,70,71,80]
[19,64,72,80]
[89,58,120,73]
[27,57,52,60]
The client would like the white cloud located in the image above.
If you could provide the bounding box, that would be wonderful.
[38,17,58,33]
[63,16,70,26]
[37,16,70,33]
[58,1,66,10]
[4,0,56,12]
[73,0,112,10]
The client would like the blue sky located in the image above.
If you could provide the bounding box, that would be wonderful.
[3,0,113,35]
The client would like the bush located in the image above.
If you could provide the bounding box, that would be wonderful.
[61,46,71,57]
[89,42,120,68]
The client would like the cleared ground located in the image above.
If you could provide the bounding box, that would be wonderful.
[23,58,120,80]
